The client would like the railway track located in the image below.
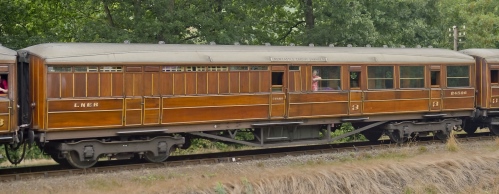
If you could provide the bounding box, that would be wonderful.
[0,133,494,182]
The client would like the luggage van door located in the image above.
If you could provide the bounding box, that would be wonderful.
[124,67,145,126]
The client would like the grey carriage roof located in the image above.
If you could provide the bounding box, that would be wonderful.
[20,43,475,64]
[0,45,17,63]
[460,49,499,63]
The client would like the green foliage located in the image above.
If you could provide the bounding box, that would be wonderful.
[0,144,50,165]
[331,123,367,143]
[0,0,496,50]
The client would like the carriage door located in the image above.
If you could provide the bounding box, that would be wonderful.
[348,66,363,115]
[0,64,12,133]
[430,65,442,111]
[270,65,287,118]
[124,67,144,126]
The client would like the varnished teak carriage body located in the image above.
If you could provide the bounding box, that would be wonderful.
[15,43,477,168]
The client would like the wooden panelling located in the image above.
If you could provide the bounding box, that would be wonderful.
[144,98,160,109]
[208,72,218,94]
[197,72,207,94]
[219,72,229,94]
[163,105,268,123]
[288,102,349,117]
[185,73,196,95]
[134,73,143,96]
[349,101,362,115]
[144,97,160,125]
[229,72,239,93]
[173,73,185,95]
[163,95,268,108]
[492,87,499,96]
[143,73,159,96]
[144,109,160,124]
[260,71,271,92]
[100,73,112,97]
[442,88,474,97]
[0,115,9,132]
[363,99,429,113]
[47,74,60,98]
[48,99,123,112]
[364,90,429,100]
[61,73,73,98]
[0,66,8,72]
[48,111,122,129]
[0,101,9,113]
[431,90,441,98]
[160,73,173,95]
[442,98,475,110]
[126,98,142,109]
[126,110,142,125]
[126,98,142,125]
[240,72,250,93]
[112,73,123,96]
[349,92,362,101]
[290,93,348,103]
[74,73,86,97]
[249,72,259,92]
[271,104,285,118]
[145,66,160,72]
[87,73,99,97]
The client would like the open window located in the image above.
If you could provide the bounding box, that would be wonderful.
[491,70,499,84]
[272,72,284,92]
[311,66,341,91]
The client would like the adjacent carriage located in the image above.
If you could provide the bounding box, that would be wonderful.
[4,43,478,168]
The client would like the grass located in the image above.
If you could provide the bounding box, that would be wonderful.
[2,140,499,194]
[446,130,460,152]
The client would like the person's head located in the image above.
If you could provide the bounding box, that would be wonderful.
[313,70,318,76]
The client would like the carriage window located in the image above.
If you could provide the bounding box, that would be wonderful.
[0,74,8,96]
[312,66,341,91]
[230,66,248,71]
[400,66,424,88]
[289,66,300,71]
[100,66,122,72]
[207,66,228,71]
[447,66,469,87]
[251,66,268,71]
[368,66,393,89]
[431,71,440,86]
[163,66,183,72]
[186,66,205,72]
[491,70,499,84]
[350,72,360,88]
[75,66,98,72]
[48,66,72,72]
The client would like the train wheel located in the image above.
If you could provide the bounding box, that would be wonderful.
[387,130,407,143]
[143,151,169,163]
[66,151,97,169]
[48,152,69,166]
[362,129,383,142]
[489,125,499,136]
[434,131,449,140]
[463,121,478,134]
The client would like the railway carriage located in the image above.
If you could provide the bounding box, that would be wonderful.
[460,49,499,134]
[0,45,18,145]
[13,43,476,168]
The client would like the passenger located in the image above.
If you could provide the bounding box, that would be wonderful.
[312,70,321,91]
[0,75,7,94]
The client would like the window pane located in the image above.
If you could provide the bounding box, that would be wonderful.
[250,66,268,71]
[400,66,424,88]
[289,66,300,71]
[447,66,469,87]
[48,66,72,72]
[100,66,122,72]
[368,66,394,89]
[230,66,248,71]
[186,66,205,72]
[75,66,98,72]
[311,66,341,91]
[162,66,183,72]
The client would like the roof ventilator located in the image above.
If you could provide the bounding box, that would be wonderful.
[366,44,371,48]
[264,43,271,46]
[209,41,216,45]
[347,44,352,47]
[290,43,295,46]
[309,43,314,47]
[417,45,422,48]
[234,42,240,45]
[329,44,334,47]
[383,45,388,48]
[401,45,405,48]
[428,45,433,48]
[158,41,165,44]
[124,40,130,44]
